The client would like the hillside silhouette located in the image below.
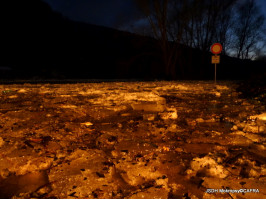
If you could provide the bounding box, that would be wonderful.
[0,0,264,80]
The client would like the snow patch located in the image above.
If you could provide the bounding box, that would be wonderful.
[187,156,229,178]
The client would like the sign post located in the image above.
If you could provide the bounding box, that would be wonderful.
[210,43,222,84]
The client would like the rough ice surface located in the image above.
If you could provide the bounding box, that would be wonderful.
[0,81,265,198]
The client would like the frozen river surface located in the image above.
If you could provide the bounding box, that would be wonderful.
[0,81,265,198]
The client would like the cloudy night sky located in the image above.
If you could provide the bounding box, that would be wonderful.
[42,0,140,30]
[43,0,266,31]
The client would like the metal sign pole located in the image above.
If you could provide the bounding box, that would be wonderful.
[215,63,216,85]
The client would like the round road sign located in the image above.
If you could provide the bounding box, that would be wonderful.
[211,43,222,54]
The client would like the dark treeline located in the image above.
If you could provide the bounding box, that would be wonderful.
[0,0,265,80]
[134,0,265,79]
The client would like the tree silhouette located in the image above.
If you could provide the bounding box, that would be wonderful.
[232,0,265,59]
[134,0,180,79]
[133,0,240,78]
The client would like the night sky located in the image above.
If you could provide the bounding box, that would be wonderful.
[42,0,141,30]
[43,0,266,31]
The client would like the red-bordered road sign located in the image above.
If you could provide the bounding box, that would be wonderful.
[211,43,223,54]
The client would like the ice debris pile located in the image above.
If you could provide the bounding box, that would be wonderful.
[0,81,265,198]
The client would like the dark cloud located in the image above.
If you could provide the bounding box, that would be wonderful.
[42,0,141,29]
[257,0,266,14]
[42,0,266,34]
